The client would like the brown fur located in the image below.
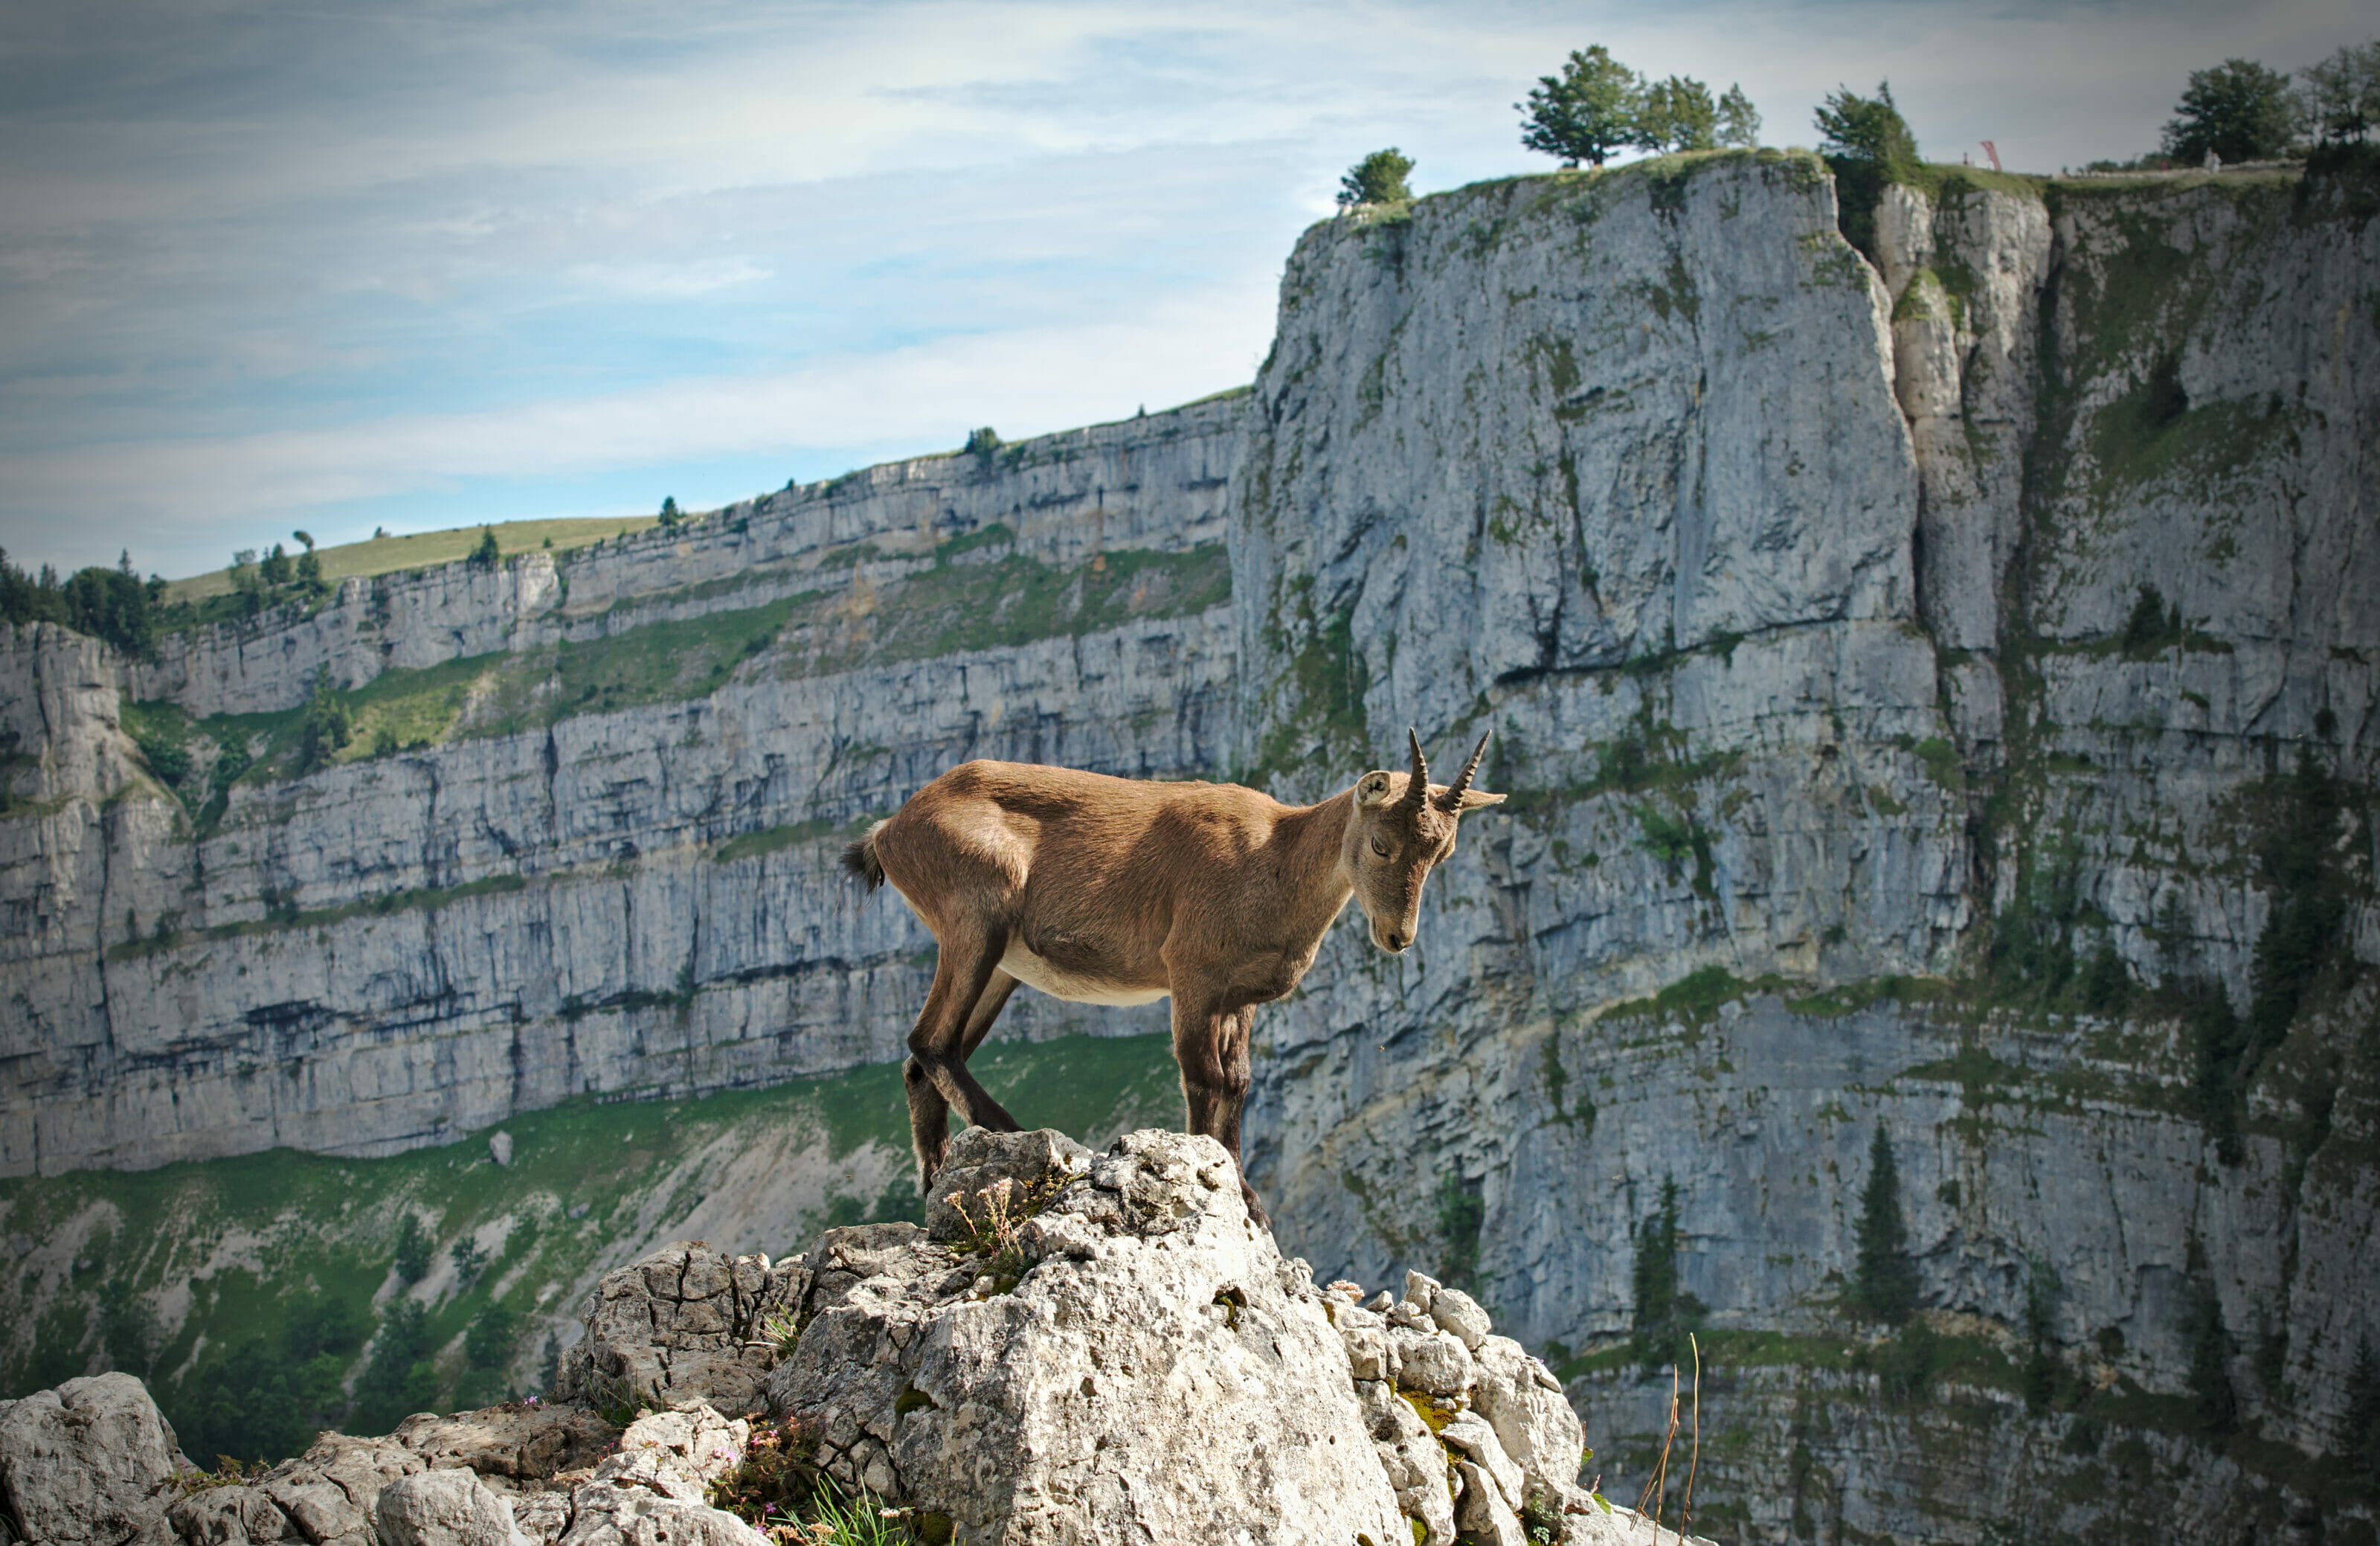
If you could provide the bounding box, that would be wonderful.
[849,735,1502,1227]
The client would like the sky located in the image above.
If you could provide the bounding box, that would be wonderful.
[1,0,2364,582]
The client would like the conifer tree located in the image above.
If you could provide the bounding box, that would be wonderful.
[1853,1126,1918,1324]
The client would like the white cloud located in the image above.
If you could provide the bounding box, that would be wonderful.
[2,0,2370,580]
[0,283,1270,548]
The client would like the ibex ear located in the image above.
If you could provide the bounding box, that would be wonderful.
[1454,789,1506,811]
[1355,770,1395,808]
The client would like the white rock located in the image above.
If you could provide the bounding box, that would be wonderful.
[375,1469,533,1546]
[1470,1335,1586,1505]
[1428,1286,1493,1350]
[765,1129,1405,1546]
[0,1373,190,1546]
[1440,1410,1528,1513]
[1453,1459,1529,1546]
[488,1132,513,1167]
[1392,1327,1474,1397]
[1403,1269,1442,1313]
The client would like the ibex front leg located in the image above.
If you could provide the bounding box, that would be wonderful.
[1171,989,1269,1228]
[904,932,1023,1195]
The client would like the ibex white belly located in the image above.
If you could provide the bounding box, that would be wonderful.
[999,941,1169,1007]
[886,879,1168,1007]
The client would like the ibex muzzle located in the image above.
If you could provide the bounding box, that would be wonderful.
[843,731,1505,1228]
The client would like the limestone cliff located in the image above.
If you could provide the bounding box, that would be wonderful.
[4,148,2376,1543]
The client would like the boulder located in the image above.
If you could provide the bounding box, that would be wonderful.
[762,1128,1406,1546]
[550,1406,762,1546]
[375,1469,531,1546]
[557,1242,806,1415]
[0,1373,190,1546]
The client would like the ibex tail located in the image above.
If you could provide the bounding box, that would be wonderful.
[840,821,888,892]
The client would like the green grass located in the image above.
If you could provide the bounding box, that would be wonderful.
[161,518,664,606]
[781,536,1231,681]
[0,1031,1179,1463]
[713,815,874,865]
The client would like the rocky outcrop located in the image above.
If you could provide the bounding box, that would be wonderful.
[1,1132,1717,1546]
[0,1373,191,1545]
[556,1240,804,1417]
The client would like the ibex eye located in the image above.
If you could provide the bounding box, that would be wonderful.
[1370,838,1390,858]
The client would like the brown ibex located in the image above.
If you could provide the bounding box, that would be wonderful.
[840,731,1505,1226]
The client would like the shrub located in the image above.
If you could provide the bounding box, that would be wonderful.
[293,666,352,774]
[1815,80,1918,167]
[349,1300,437,1437]
[1630,1176,1705,1370]
[2184,1269,2237,1436]
[467,527,501,568]
[658,496,681,528]
[2301,40,2380,145]
[393,1213,431,1285]
[1337,148,1415,208]
[465,1301,518,1370]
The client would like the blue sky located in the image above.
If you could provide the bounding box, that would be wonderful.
[1,0,2364,581]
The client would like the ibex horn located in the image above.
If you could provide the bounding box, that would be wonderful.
[1403,728,1432,806]
[1437,729,1492,812]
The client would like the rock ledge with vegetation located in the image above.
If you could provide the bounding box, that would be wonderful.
[0,1131,1714,1546]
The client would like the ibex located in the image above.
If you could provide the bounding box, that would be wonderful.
[841,731,1505,1226]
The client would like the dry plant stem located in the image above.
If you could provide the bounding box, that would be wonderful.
[1684,1333,1702,1542]
[1637,1365,1680,1543]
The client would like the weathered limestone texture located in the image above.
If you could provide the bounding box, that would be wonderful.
[556,1241,805,1416]
[761,1126,1409,1546]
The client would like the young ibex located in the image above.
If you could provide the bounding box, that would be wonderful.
[841,731,1505,1226]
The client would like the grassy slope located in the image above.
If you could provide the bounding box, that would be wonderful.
[161,518,664,605]
[0,1031,1180,1463]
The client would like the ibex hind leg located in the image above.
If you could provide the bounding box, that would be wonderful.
[904,967,1022,1195]
[905,944,1024,1197]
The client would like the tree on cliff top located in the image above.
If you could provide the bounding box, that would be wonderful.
[1815,81,1918,170]
[1519,46,1643,168]
[2302,40,2380,144]
[2163,58,2297,164]
[1815,83,1918,269]
[1717,83,1761,148]
[1636,76,1719,153]
[1337,148,1415,208]
[1851,1126,1918,1325]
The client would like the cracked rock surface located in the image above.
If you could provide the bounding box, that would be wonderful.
[761,1126,1404,1546]
[557,1240,806,1416]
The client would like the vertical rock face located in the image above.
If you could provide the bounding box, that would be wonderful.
[1231,155,2379,1545]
